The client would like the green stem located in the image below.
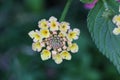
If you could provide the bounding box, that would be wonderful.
[59,0,72,22]
[102,0,109,10]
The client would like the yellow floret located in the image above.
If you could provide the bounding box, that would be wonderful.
[113,15,120,26]
[52,54,63,64]
[67,28,80,41]
[32,42,42,52]
[41,49,51,60]
[68,43,78,53]
[49,16,59,31]
[59,22,70,32]
[73,28,80,36]
[61,51,71,60]
[67,31,77,41]
[113,27,120,35]
[49,21,59,31]
[40,29,50,38]
[38,19,49,29]
[28,30,43,42]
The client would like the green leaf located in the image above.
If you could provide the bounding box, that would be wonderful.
[80,0,94,3]
[87,0,120,73]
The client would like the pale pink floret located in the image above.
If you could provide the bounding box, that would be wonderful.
[58,48,62,52]
[53,31,57,34]
[63,42,66,45]
[52,51,57,55]
[47,46,51,50]
[63,46,67,50]
[41,42,45,47]
[63,38,67,41]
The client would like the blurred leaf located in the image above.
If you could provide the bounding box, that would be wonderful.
[11,58,35,80]
[87,0,120,73]
[24,0,45,13]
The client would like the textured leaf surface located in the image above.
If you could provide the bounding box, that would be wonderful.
[87,0,120,73]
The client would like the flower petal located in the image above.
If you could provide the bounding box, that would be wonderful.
[49,16,57,22]
[73,28,80,36]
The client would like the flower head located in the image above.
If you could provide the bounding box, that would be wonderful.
[28,16,80,64]
[112,6,120,35]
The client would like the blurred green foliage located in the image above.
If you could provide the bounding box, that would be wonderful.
[0,0,120,80]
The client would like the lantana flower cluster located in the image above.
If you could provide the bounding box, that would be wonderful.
[112,6,120,35]
[28,16,80,64]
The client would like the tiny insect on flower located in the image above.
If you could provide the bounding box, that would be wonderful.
[28,16,80,64]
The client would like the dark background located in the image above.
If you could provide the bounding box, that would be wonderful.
[0,0,120,80]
